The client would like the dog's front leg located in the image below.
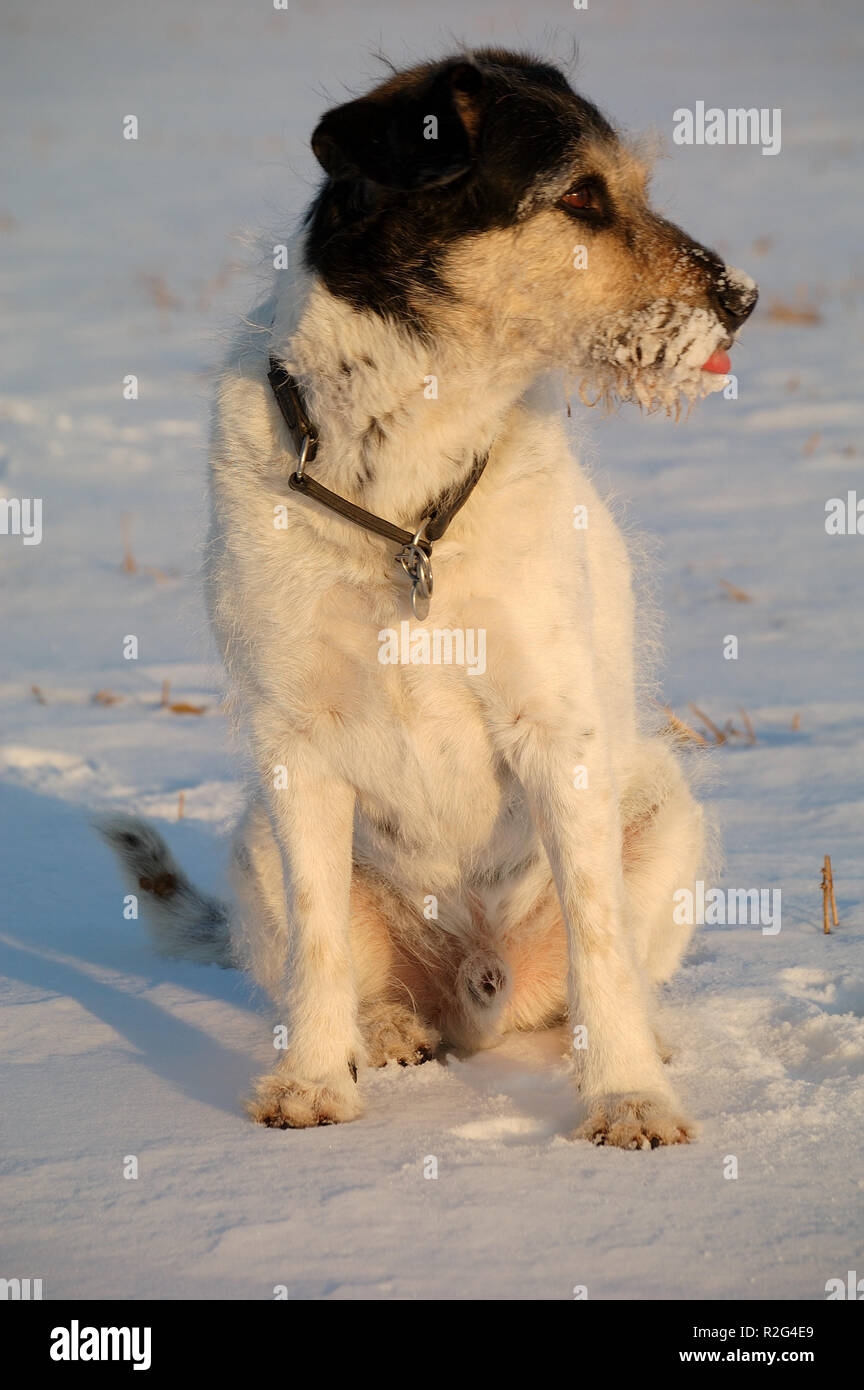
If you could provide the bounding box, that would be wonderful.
[244,733,364,1128]
[505,720,693,1149]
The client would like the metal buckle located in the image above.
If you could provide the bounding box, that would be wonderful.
[396,522,433,621]
[295,433,313,480]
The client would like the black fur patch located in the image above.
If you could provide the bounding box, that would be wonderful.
[304,50,616,334]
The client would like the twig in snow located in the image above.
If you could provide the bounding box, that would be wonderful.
[121,514,137,574]
[657,703,708,746]
[689,702,727,744]
[827,850,838,928]
[719,579,752,603]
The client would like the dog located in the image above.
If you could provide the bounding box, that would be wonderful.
[100,50,757,1148]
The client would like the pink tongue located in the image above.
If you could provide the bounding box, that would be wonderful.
[702,348,731,374]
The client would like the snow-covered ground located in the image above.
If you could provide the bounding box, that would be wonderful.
[1,0,862,1300]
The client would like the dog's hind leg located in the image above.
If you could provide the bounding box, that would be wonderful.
[621,739,705,987]
[349,871,442,1067]
[499,887,568,1034]
[229,794,290,1001]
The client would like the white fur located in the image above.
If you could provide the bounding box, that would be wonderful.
[201,248,706,1145]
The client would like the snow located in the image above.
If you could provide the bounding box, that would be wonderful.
[587,300,730,410]
[2,0,863,1300]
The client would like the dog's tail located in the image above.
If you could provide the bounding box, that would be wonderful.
[96,813,233,967]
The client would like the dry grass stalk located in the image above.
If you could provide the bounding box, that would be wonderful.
[121,514,137,574]
[159,679,205,714]
[177,791,185,820]
[763,298,822,326]
[739,707,757,745]
[825,855,838,929]
[139,565,179,584]
[688,702,727,745]
[719,579,752,603]
[802,432,821,456]
[723,718,744,739]
[139,272,181,313]
[657,703,708,746]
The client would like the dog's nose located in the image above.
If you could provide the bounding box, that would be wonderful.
[713,266,758,330]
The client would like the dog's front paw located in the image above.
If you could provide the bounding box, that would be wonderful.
[360,1001,441,1067]
[574,1092,695,1150]
[246,1070,363,1128]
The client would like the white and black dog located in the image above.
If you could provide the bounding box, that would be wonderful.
[101,51,757,1148]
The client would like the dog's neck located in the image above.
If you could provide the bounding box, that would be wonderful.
[272,275,540,529]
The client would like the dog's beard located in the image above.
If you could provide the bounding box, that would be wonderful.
[576,300,730,416]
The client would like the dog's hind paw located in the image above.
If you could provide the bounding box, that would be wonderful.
[360,1001,441,1067]
[574,1092,695,1150]
[246,1070,362,1128]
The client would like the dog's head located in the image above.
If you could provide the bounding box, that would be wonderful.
[306,51,758,411]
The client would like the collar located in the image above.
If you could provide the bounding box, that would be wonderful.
[268,355,489,620]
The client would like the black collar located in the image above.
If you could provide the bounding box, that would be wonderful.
[268,356,489,619]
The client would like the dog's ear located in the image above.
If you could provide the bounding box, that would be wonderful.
[311,60,485,191]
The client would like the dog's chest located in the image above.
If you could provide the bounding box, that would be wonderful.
[210,354,638,875]
[329,635,509,861]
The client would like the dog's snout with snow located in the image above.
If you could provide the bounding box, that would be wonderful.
[711,260,759,331]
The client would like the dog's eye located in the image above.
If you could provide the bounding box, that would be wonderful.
[561,183,600,212]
